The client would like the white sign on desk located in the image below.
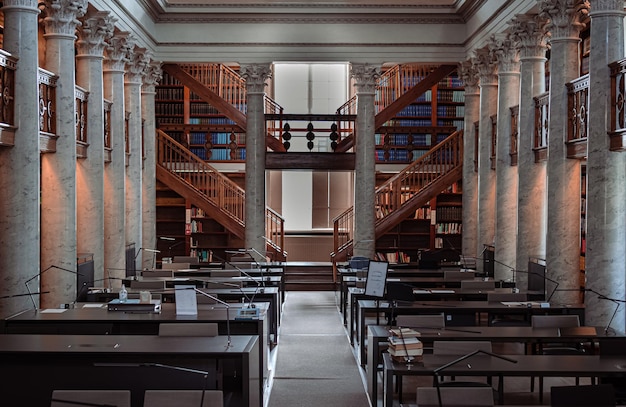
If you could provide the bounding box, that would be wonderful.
[365,260,389,298]
[175,285,198,315]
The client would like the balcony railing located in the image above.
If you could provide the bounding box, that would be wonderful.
[75,86,88,158]
[566,74,589,158]
[104,99,112,162]
[609,58,626,151]
[38,68,57,153]
[0,49,16,146]
[490,114,497,170]
[533,91,549,162]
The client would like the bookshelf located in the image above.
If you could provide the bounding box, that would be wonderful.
[375,73,464,163]
[155,182,187,262]
[186,204,243,262]
[375,184,462,265]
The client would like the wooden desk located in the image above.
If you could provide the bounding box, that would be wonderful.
[383,353,626,407]
[367,324,621,404]
[0,334,259,407]
[356,300,586,360]
[3,303,270,397]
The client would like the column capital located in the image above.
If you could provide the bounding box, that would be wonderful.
[240,63,272,94]
[105,32,134,72]
[489,33,521,74]
[510,14,550,59]
[41,0,87,38]
[458,59,480,95]
[76,11,116,58]
[142,61,163,94]
[539,0,590,40]
[125,46,152,85]
[2,0,40,11]
[472,46,498,86]
[589,0,626,15]
[350,63,381,94]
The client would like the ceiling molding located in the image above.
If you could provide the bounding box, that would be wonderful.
[153,13,464,24]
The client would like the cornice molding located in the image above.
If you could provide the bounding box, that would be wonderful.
[156,41,463,47]
[154,13,463,24]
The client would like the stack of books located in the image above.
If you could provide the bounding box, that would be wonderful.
[388,327,423,362]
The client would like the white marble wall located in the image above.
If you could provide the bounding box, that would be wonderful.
[458,60,480,261]
[473,47,498,261]
[351,63,380,259]
[103,33,131,284]
[510,14,549,287]
[241,64,272,254]
[585,0,626,332]
[541,0,588,304]
[491,33,520,281]
[0,0,42,315]
[75,11,114,283]
[40,0,86,309]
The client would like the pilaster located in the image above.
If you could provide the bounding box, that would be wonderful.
[40,0,87,309]
[540,0,589,304]
[350,63,381,259]
[240,63,272,255]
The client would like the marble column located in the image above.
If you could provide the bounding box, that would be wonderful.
[141,62,162,270]
[510,14,550,288]
[75,11,115,283]
[103,32,132,284]
[585,0,626,332]
[491,33,521,281]
[240,64,272,256]
[540,0,589,304]
[351,63,381,259]
[40,0,87,309]
[473,47,499,263]
[458,60,480,262]
[125,46,149,271]
[0,0,41,315]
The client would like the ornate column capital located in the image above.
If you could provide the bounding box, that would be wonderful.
[539,0,590,40]
[2,0,40,11]
[143,61,163,94]
[589,0,626,16]
[126,46,152,84]
[472,46,498,86]
[489,33,521,74]
[510,14,550,59]
[458,59,480,94]
[350,63,381,95]
[240,63,272,94]
[104,32,134,72]
[41,0,87,37]
[76,11,116,58]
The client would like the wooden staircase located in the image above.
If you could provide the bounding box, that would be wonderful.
[331,130,464,270]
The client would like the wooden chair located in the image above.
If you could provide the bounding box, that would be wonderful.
[51,390,131,407]
[487,292,529,326]
[141,269,173,278]
[396,314,445,330]
[143,390,223,407]
[444,270,475,280]
[158,322,219,337]
[130,280,166,290]
[460,280,496,290]
[416,387,494,407]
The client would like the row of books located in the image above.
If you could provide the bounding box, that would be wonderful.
[438,89,465,102]
[156,103,184,116]
[437,119,465,129]
[189,103,220,115]
[375,251,412,263]
[190,147,247,161]
[387,119,433,127]
[189,207,206,218]
[436,206,462,221]
[189,117,236,125]
[189,132,245,145]
[375,133,433,146]
[414,207,432,219]
[435,222,462,234]
[396,104,433,117]
[438,76,464,88]
[437,105,465,117]
[156,87,184,100]
[189,248,213,263]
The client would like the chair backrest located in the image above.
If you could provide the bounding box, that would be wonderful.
[487,292,528,302]
[142,270,174,278]
[433,340,492,355]
[130,280,166,290]
[51,390,131,407]
[416,387,494,407]
[551,384,615,406]
[173,255,200,264]
[460,280,496,290]
[444,271,475,280]
[158,322,219,337]
[166,262,192,271]
[531,315,580,329]
[396,314,445,329]
[210,270,241,277]
[143,390,223,407]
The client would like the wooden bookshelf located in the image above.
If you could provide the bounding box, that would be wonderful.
[155,182,187,262]
[186,203,243,262]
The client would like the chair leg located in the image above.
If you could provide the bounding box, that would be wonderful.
[539,378,544,404]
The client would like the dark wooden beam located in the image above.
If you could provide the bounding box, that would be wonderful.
[265,152,355,170]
